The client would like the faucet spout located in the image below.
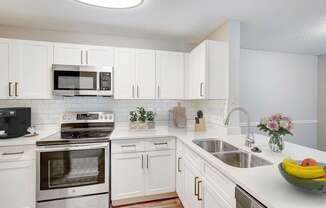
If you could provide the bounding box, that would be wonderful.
[224,107,255,147]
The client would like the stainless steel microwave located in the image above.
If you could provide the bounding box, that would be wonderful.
[53,65,113,97]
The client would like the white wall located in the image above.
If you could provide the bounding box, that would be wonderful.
[240,49,318,148]
[318,55,326,151]
[0,24,194,52]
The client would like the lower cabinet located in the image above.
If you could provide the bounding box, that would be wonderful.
[0,145,36,208]
[183,158,203,208]
[146,150,175,195]
[111,152,145,199]
[112,138,176,201]
[177,141,236,208]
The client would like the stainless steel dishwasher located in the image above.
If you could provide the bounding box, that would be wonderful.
[235,186,266,208]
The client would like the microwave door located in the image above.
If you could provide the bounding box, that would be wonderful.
[53,70,98,96]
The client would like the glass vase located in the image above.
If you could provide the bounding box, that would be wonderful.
[269,134,284,152]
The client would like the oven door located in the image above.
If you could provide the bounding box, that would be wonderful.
[53,68,98,96]
[36,143,109,202]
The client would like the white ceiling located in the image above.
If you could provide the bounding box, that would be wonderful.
[1,0,326,55]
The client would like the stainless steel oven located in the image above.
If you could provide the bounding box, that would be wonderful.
[53,65,113,97]
[36,143,110,202]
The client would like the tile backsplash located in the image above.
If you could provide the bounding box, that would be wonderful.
[0,97,227,125]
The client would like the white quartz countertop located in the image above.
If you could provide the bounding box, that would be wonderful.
[111,126,326,208]
[0,124,59,147]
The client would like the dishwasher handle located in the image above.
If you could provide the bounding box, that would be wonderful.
[235,186,266,208]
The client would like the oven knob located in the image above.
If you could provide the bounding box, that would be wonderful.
[104,115,108,120]
[108,115,113,120]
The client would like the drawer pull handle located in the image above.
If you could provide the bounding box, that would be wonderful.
[154,142,168,145]
[197,180,203,201]
[2,151,24,156]
[121,145,136,148]
[141,154,144,169]
[177,157,182,172]
[147,154,149,169]
[194,177,199,196]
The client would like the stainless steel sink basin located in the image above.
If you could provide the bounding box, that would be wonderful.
[193,139,238,153]
[192,139,272,168]
[213,151,273,168]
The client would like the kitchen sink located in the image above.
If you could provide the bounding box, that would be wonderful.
[193,139,272,168]
[193,139,239,153]
[213,151,273,168]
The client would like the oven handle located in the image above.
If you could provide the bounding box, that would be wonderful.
[37,144,109,152]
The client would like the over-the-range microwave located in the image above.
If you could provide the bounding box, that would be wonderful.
[52,65,113,97]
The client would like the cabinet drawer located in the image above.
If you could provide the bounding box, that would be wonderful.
[111,140,145,154]
[145,138,175,151]
[205,163,236,206]
[0,145,35,162]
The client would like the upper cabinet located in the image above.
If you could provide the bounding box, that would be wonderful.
[135,49,156,99]
[53,43,114,66]
[0,39,53,100]
[0,38,12,99]
[156,51,185,99]
[114,48,136,99]
[187,40,229,100]
[114,48,156,100]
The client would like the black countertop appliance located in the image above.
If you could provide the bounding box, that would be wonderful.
[0,107,31,139]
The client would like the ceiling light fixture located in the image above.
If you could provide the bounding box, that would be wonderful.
[74,0,144,9]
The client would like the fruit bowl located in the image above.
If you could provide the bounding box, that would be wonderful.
[278,162,326,193]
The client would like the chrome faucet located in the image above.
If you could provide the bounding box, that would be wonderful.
[224,107,255,147]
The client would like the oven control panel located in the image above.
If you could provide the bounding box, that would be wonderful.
[61,112,114,123]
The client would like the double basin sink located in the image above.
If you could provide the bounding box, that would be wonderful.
[193,139,272,168]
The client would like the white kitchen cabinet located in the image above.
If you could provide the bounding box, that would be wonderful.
[114,48,156,100]
[0,146,36,208]
[86,46,114,66]
[187,40,228,99]
[176,151,185,202]
[0,38,12,99]
[156,51,185,99]
[114,48,136,99]
[54,43,84,65]
[146,150,175,195]
[203,182,232,208]
[135,49,156,99]
[183,157,203,208]
[54,43,114,66]
[112,138,176,202]
[112,152,145,200]
[13,40,53,99]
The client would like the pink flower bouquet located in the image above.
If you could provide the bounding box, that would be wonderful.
[257,113,293,152]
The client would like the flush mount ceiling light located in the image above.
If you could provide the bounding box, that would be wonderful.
[75,0,144,9]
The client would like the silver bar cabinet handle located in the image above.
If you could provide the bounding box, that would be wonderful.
[137,85,139,98]
[15,82,19,97]
[200,82,204,97]
[86,51,88,65]
[141,154,144,169]
[177,157,182,172]
[157,85,160,98]
[81,50,83,65]
[132,85,135,98]
[146,154,149,169]
[8,82,13,97]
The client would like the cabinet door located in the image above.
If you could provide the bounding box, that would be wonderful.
[145,150,175,195]
[183,159,202,208]
[135,49,156,99]
[0,39,11,99]
[86,46,114,66]
[203,182,232,208]
[0,160,35,208]
[13,40,53,99]
[189,42,207,99]
[54,43,83,65]
[156,51,185,99]
[112,152,145,200]
[114,48,136,99]
[176,152,185,201]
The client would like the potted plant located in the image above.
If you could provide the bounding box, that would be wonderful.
[129,111,138,129]
[257,113,293,152]
[137,107,147,129]
[146,111,156,129]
